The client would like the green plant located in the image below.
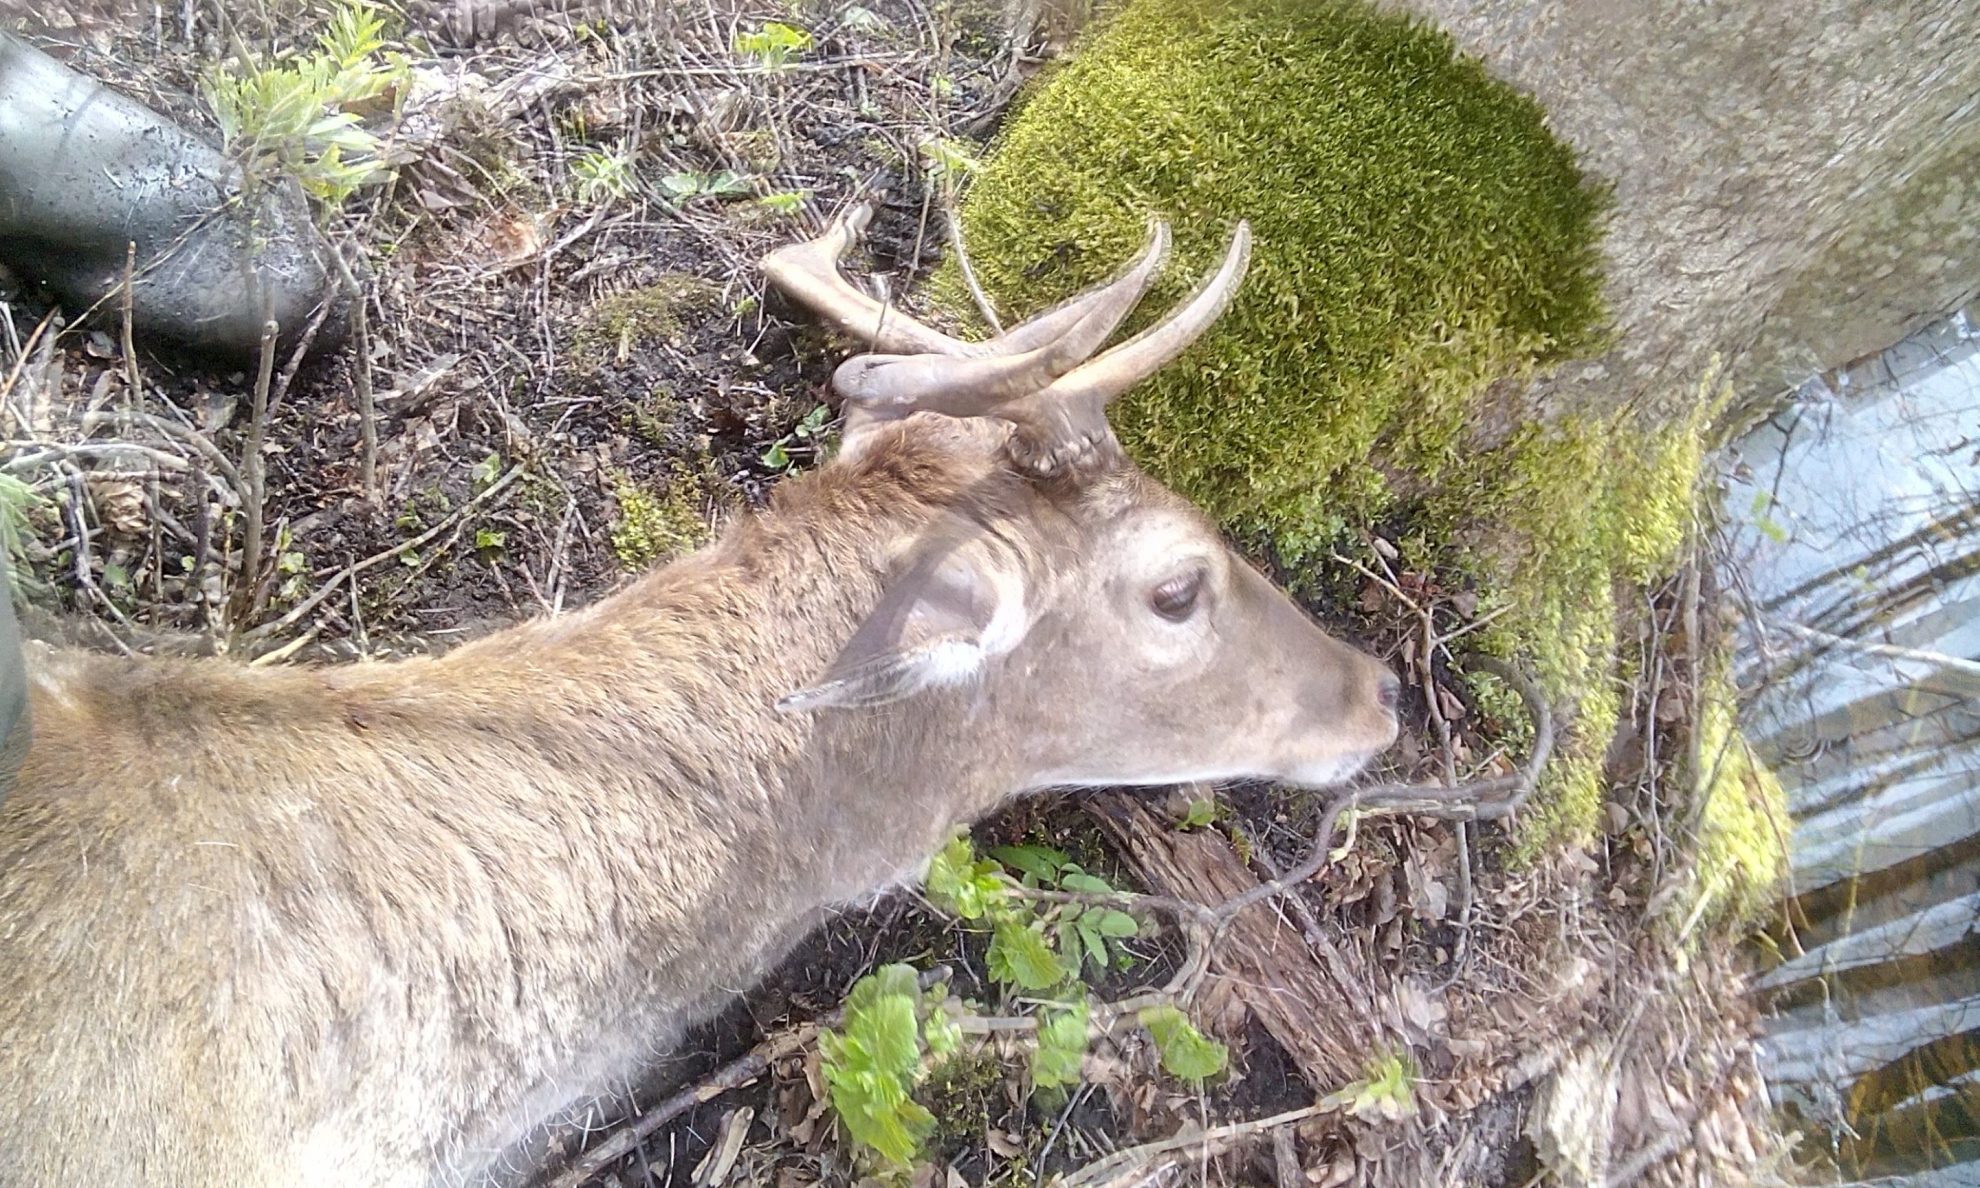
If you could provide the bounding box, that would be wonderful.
[760,404,831,471]
[571,147,637,205]
[1177,796,1218,830]
[0,474,50,599]
[658,169,753,202]
[819,964,952,1166]
[757,189,810,216]
[469,452,504,493]
[733,19,812,68]
[988,844,1141,977]
[1323,1049,1418,1121]
[1030,1001,1089,1094]
[271,521,310,604]
[1138,1004,1230,1082]
[202,0,409,205]
[822,834,1232,1166]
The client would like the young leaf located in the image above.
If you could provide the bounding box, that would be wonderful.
[924,836,1007,921]
[922,996,960,1059]
[758,189,810,215]
[1078,920,1109,972]
[1092,909,1140,938]
[1060,871,1113,895]
[704,169,752,196]
[660,171,706,198]
[1323,1051,1419,1122]
[470,452,502,492]
[990,844,1068,882]
[1138,1005,1228,1082]
[1180,797,1218,830]
[1031,1001,1089,1091]
[987,919,1066,991]
[1055,919,1081,967]
[821,964,935,1166]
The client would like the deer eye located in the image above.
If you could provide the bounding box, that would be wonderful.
[1150,569,1205,622]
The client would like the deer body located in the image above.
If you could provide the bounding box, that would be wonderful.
[0,212,1398,1187]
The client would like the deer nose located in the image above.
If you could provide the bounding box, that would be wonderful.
[1376,673,1402,714]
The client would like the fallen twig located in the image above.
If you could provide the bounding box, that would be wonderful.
[232,310,280,632]
[946,200,1003,335]
[120,241,141,405]
[1211,655,1554,932]
[1058,1103,1326,1188]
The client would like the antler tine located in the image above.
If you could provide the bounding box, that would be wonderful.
[979,216,1172,354]
[1040,220,1252,411]
[830,221,1173,415]
[998,221,1252,478]
[759,203,974,357]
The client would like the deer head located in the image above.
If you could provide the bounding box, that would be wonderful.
[760,204,1401,794]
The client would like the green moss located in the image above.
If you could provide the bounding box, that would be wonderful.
[919,1043,1006,1144]
[610,470,712,571]
[1441,368,1726,845]
[622,388,680,447]
[940,0,1609,549]
[573,275,720,371]
[1679,664,1790,931]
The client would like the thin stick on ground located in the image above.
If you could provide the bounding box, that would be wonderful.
[232,306,279,635]
[1057,1104,1327,1188]
[946,199,1004,334]
[120,240,141,406]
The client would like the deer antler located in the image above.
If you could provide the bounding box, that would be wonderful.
[760,201,1250,477]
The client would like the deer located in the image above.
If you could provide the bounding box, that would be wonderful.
[0,204,1401,1188]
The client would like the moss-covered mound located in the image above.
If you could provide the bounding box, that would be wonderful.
[944,0,1609,548]
[943,0,1754,850]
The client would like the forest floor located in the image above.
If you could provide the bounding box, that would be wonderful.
[1,1,1792,1184]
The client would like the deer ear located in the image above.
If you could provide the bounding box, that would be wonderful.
[778,535,1027,712]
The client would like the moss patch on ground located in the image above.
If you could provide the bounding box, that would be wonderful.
[573,275,721,372]
[940,0,1753,847]
[610,467,714,571]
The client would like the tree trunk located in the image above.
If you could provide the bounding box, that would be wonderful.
[1385,1,1980,418]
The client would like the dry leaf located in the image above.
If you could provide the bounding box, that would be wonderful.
[88,478,148,537]
[1402,851,1449,923]
[1434,684,1468,722]
[1393,977,1448,1040]
[985,1131,1024,1159]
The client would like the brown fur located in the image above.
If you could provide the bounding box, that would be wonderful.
[0,415,1395,1186]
